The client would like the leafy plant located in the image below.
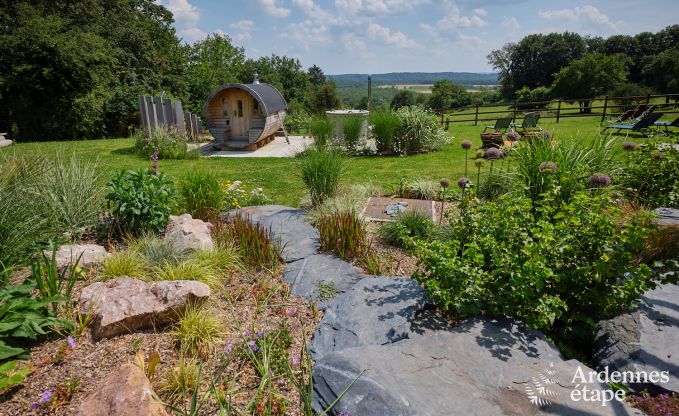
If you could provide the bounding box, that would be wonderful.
[245,187,273,206]
[180,171,224,221]
[407,178,438,200]
[32,246,82,313]
[106,169,178,235]
[226,216,281,273]
[619,141,679,208]
[379,211,435,248]
[172,305,223,358]
[341,115,363,153]
[298,146,344,207]
[476,172,513,200]
[0,360,30,392]
[370,110,400,153]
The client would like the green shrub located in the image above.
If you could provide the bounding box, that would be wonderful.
[32,246,81,313]
[106,169,178,236]
[308,116,333,148]
[298,146,344,207]
[179,171,223,221]
[228,216,281,273]
[370,110,400,153]
[172,305,223,358]
[393,106,449,155]
[414,191,656,347]
[134,126,189,160]
[0,360,30,392]
[101,250,147,280]
[515,86,551,109]
[189,245,241,276]
[476,173,513,200]
[342,115,363,153]
[620,141,679,208]
[379,211,435,248]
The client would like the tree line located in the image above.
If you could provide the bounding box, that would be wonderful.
[0,0,339,141]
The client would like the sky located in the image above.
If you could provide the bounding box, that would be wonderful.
[158,0,679,74]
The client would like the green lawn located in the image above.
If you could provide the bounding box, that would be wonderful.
[3,115,667,207]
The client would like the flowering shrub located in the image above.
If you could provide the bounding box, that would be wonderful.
[620,141,679,208]
[223,180,246,210]
[414,190,657,345]
[628,393,679,416]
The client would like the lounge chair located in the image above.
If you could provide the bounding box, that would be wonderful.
[483,117,513,133]
[654,116,679,134]
[511,112,542,134]
[606,109,635,124]
[631,104,654,119]
[603,112,663,137]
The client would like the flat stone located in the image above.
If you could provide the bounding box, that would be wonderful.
[313,317,640,416]
[77,363,168,416]
[310,276,450,359]
[166,214,213,253]
[593,283,679,393]
[79,278,211,339]
[284,254,363,302]
[45,244,110,268]
[652,207,679,226]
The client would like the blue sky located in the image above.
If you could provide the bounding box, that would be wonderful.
[159,0,679,74]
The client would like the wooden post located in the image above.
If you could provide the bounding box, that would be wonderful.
[474,104,479,126]
[174,101,185,135]
[138,96,150,132]
[154,96,165,126]
[556,99,562,123]
[163,98,175,127]
[512,101,518,123]
[191,114,199,140]
[646,94,651,104]
[185,111,193,138]
[600,96,609,123]
[146,96,157,129]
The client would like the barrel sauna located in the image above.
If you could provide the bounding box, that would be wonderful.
[204,81,287,150]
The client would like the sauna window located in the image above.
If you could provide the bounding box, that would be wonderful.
[237,100,243,117]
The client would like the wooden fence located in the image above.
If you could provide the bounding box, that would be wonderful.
[442,93,679,129]
[138,95,202,138]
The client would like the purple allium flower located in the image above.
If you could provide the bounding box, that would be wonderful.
[622,141,637,151]
[506,131,520,141]
[588,173,611,188]
[151,151,159,175]
[457,177,471,188]
[67,336,75,349]
[439,178,451,189]
[485,147,503,159]
[538,161,557,172]
[474,159,484,168]
[460,140,473,150]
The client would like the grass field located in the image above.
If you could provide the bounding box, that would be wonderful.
[3,115,674,207]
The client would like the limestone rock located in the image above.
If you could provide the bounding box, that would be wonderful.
[593,283,679,393]
[45,244,110,268]
[284,254,363,302]
[77,363,168,416]
[80,278,210,339]
[166,214,214,253]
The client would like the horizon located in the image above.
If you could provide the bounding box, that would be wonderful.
[158,0,679,73]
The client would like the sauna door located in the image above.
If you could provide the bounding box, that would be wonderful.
[230,90,251,138]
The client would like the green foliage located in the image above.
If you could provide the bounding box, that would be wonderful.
[476,173,513,200]
[428,79,471,112]
[134,127,190,160]
[515,86,551,108]
[620,142,679,208]
[379,211,435,248]
[179,171,224,221]
[393,106,450,155]
[227,216,281,273]
[305,82,340,114]
[106,169,178,235]
[128,233,179,266]
[153,259,222,290]
[415,191,656,345]
[370,110,400,153]
[189,245,241,276]
[298,146,344,207]
[551,53,630,101]
[406,178,438,200]
[32,246,81,313]
[342,115,363,153]
[101,251,147,280]
[0,360,30,392]
[159,356,200,401]
[609,82,656,111]
[643,48,679,94]
[308,116,333,148]
[172,305,223,358]
[318,210,370,261]
[390,90,416,110]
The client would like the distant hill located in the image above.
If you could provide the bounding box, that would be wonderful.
[328,72,498,87]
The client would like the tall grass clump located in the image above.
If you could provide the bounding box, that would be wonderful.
[159,356,200,401]
[308,116,333,148]
[317,210,378,267]
[407,178,438,200]
[227,216,281,273]
[379,211,435,248]
[298,146,344,207]
[153,259,222,289]
[342,115,363,153]
[179,171,224,221]
[133,126,191,160]
[128,233,179,266]
[393,106,449,155]
[101,250,147,280]
[370,110,400,153]
[172,304,223,358]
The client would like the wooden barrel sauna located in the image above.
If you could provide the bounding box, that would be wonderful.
[204,82,287,150]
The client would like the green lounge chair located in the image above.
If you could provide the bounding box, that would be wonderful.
[511,112,542,133]
[483,117,513,132]
[603,112,663,136]
[654,116,679,133]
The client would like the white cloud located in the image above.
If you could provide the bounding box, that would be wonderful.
[229,20,254,41]
[166,0,200,27]
[179,27,206,42]
[437,5,488,30]
[255,0,291,18]
[473,8,487,17]
[538,5,619,31]
[281,20,330,51]
[335,0,430,16]
[502,16,521,31]
[367,22,422,49]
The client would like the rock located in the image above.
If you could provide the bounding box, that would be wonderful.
[310,276,450,359]
[228,205,320,262]
[77,363,168,416]
[45,244,110,268]
[593,283,679,394]
[384,202,408,217]
[79,278,211,339]
[652,207,679,226]
[284,254,363,302]
[313,317,640,416]
[0,139,12,148]
[166,214,214,253]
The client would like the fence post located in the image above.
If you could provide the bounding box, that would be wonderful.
[474,104,479,126]
[512,101,518,123]
[646,94,651,104]
[556,99,562,123]
[600,96,609,123]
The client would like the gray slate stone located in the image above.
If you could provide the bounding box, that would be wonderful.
[284,254,363,302]
[0,139,12,148]
[652,207,679,226]
[228,205,320,262]
[593,283,679,393]
[313,317,639,416]
[310,276,450,359]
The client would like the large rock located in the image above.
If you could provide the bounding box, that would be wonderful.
[284,254,363,302]
[652,207,679,226]
[313,317,640,416]
[228,205,320,262]
[310,276,450,359]
[166,214,214,253]
[593,283,679,394]
[45,244,110,268]
[0,138,12,148]
[80,278,211,339]
[77,363,168,416]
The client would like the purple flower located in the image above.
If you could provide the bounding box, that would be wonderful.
[286,308,298,317]
[151,151,159,175]
[290,357,299,365]
[255,331,264,338]
[622,141,637,151]
[506,131,519,141]
[588,173,611,188]
[538,161,557,172]
[67,336,75,349]
[485,147,503,159]
[439,178,451,189]
[460,140,472,150]
[248,340,256,347]
[31,390,52,408]
[456,177,471,188]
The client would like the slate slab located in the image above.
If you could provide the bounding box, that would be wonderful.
[313,317,640,416]
[652,207,679,226]
[593,283,679,393]
[284,254,363,302]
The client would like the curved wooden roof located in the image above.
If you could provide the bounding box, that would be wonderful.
[204,83,287,117]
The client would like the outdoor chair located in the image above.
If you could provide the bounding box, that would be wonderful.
[654,116,679,134]
[603,112,664,137]
[606,110,635,124]
[631,104,653,119]
[511,112,542,135]
[483,117,513,133]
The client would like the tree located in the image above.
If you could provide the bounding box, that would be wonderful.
[307,65,325,86]
[306,82,340,114]
[643,48,679,94]
[390,90,415,110]
[551,53,630,112]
